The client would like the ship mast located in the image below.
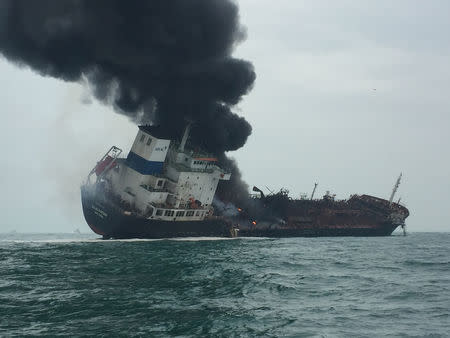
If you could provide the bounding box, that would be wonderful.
[310,183,318,200]
[389,173,402,204]
[179,123,192,152]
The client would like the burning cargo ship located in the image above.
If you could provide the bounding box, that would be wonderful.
[81,125,237,239]
[81,126,409,239]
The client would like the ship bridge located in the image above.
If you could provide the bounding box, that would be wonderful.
[95,124,231,220]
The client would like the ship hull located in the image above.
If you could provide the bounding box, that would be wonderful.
[82,187,404,238]
[81,187,234,239]
[234,193,407,237]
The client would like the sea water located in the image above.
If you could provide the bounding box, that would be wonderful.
[0,232,449,337]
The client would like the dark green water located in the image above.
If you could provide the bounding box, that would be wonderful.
[0,233,449,337]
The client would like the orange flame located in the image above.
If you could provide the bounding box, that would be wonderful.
[252,221,257,225]
[238,208,242,212]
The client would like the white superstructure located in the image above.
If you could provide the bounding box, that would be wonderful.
[98,125,231,221]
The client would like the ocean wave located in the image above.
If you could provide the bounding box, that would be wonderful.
[0,233,449,336]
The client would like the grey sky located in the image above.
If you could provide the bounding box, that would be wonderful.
[1,0,449,233]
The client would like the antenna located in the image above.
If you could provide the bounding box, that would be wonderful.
[389,173,402,204]
[310,183,318,200]
[265,186,275,195]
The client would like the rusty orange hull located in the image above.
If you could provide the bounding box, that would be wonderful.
[236,194,409,237]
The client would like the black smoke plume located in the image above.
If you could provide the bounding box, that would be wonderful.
[0,0,256,200]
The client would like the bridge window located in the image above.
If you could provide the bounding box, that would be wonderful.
[164,210,174,217]
[140,134,146,142]
[156,209,163,216]
[186,211,194,217]
[146,137,152,146]
[176,211,185,217]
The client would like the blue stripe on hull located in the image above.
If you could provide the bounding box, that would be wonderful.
[126,151,163,175]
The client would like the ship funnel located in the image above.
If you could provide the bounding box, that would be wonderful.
[179,123,192,152]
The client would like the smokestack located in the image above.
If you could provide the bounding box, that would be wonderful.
[179,123,191,152]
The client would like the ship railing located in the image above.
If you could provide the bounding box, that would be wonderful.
[147,206,211,221]
[350,195,401,217]
[170,140,216,159]
[171,162,214,174]
[139,184,169,193]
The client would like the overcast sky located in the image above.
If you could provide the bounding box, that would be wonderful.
[1,0,449,233]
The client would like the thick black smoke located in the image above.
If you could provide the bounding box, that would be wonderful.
[0,0,255,155]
